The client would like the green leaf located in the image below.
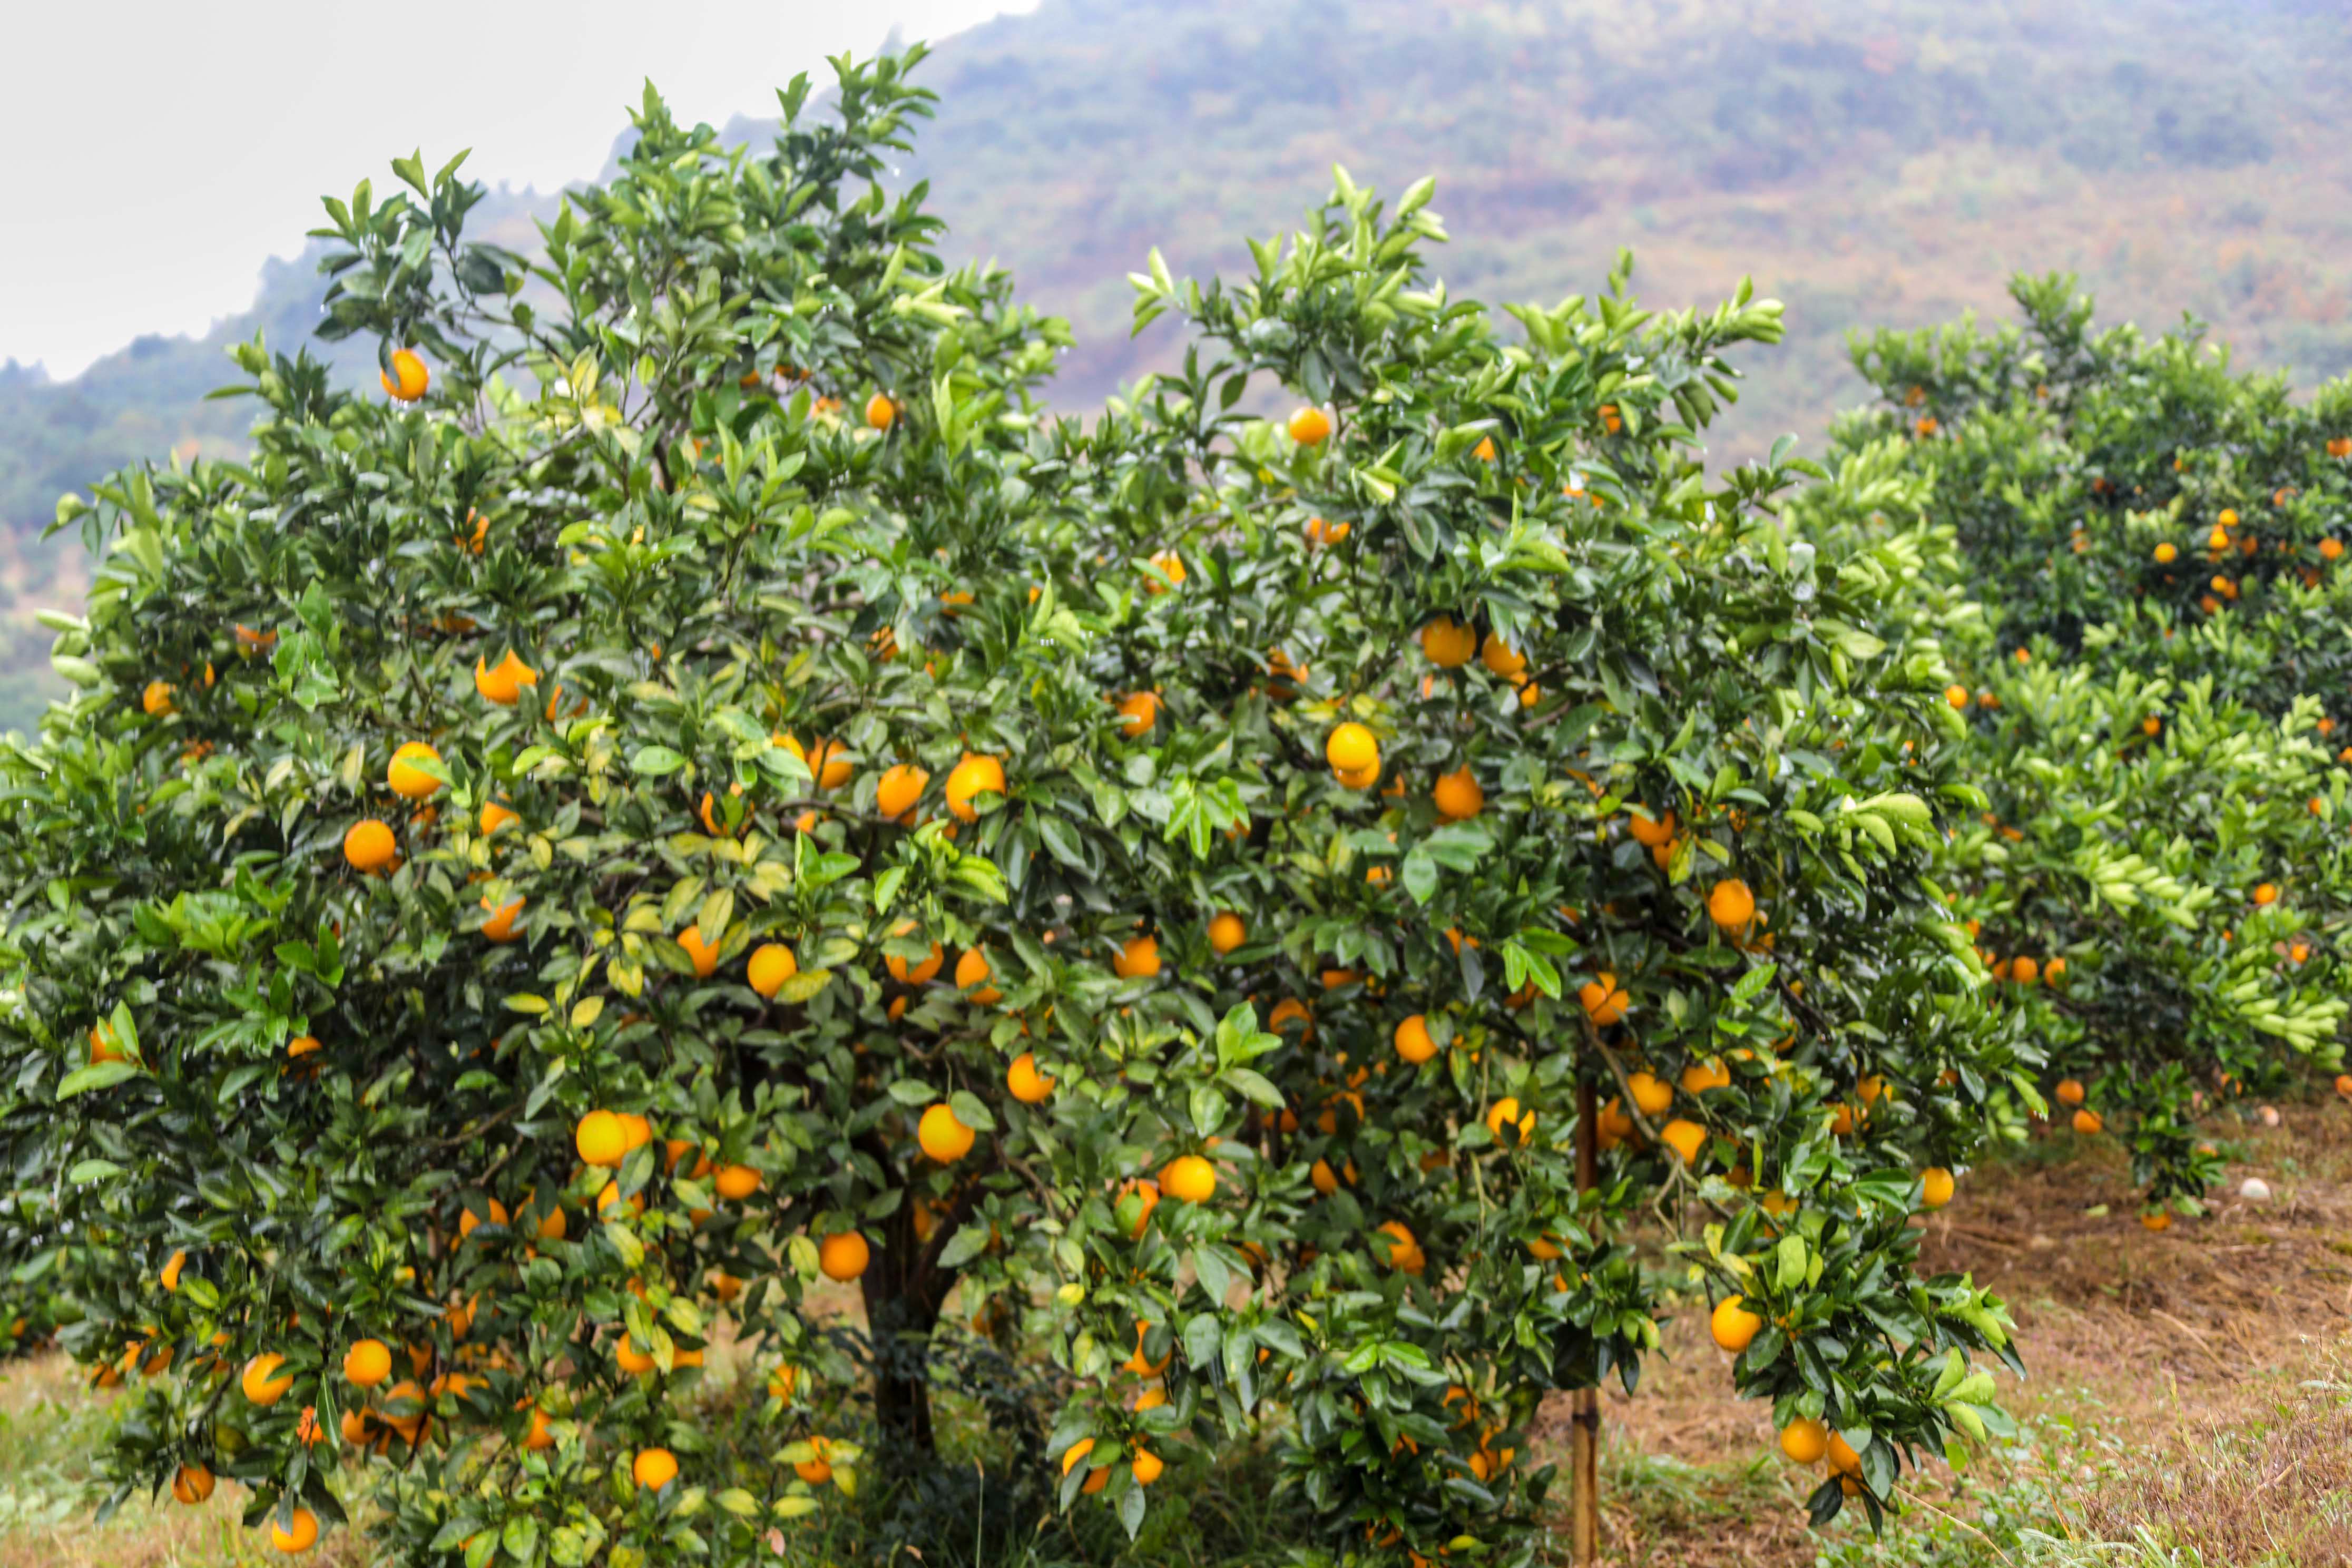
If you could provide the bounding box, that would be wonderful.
[57,1061,140,1100]
[630,746,689,777]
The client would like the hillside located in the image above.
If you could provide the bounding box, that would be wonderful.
[6,0,2351,724]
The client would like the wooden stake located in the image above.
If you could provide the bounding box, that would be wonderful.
[1571,1073,1601,1565]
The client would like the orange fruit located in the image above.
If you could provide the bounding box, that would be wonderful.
[1706,878,1756,932]
[885,922,944,983]
[944,754,1006,821]
[954,946,1001,1005]
[1119,1178,1163,1237]
[632,1447,680,1491]
[1579,972,1630,1026]
[1420,617,1477,668]
[1113,934,1162,980]
[1132,1447,1165,1484]
[387,742,443,800]
[1708,1294,1761,1352]
[160,1251,185,1292]
[380,348,429,401]
[479,895,525,943]
[1626,809,1676,848]
[1626,1071,1673,1117]
[1780,1419,1828,1465]
[1288,406,1332,446]
[1006,1052,1055,1103]
[1827,1432,1863,1476]
[1304,515,1351,546]
[1394,1014,1437,1064]
[1944,684,1969,709]
[918,1104,976,1163]
[2071,1108,2104,1135]
[270,1505,321,1553]
[2253,881,2279,906]
[1433,766,1484,821]
[713,1164,761,1200]
[141,680,175,717]
[1660,1118,1707,1164]
[478,800,520,835]
[344,1339,392,1387]
[575,1110,626,1168]
[677,923,721,978]
[747,943,799,998]
[1115,691,1160,737]
[2141,1210,2172,1232]
[1484,1096,1534,1145]
[1162,1154,1216,1203]
[2054,1079,2085,1106]
[342,819,396,873]
[1325,722,1378,775]
[473,650,538,704]
[241,1352,293,1406]
[171,1462,215,1504]
[1479,632,1527,681]
[876,763,929,819]
[1207,912,1246,954]
[1919,1168,1954,1209]
[818,1231,869,1282]
[865,393,896,430]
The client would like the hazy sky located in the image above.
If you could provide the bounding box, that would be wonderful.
[0,0,1034,379]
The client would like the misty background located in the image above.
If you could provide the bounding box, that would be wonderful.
[5,0,2348,726]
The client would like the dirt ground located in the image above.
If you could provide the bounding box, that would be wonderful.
[1544,1099,2352,1566]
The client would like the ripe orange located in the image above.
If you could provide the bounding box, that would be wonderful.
[865,393,896,430]
[1485,1096,1534,1145]
[141,680,175,717]
[2071,1108,2104,1135]
[747,943,799,998]
[1132,1447,1165,1484]
[713,1164,761,1200]
[1626,808,1675,848]
[1780,1419,1828,1465]
[677,923,721,978]
[1120,1177,1163,1236]
[1626,1071,1673,1117]
[2253,881,2279,906]
[160,1250,185,1292]
[1706,878,1756,932]
[1433,766,1484,821]
[1006,1052,1055,1103]
[876,762,929,819]
[796,1435,836,1485]
[2153,542,2177,564]
[1394,1014,1437,1064]
[1479,632,1528,681]
[1113,934,1162,979]
[1162,1154,1216,1203]
[632,1447,680,1491]
[1660,1118,1707,1164]
[2054,1078,2085,1106]
[918,1104,976,1164]
[478,800,520,835]
[818,1230,870,1282]
[271,1505,321,1553]
[2141,1210,2172,1232]
[1420,617,1477,668]
[1207,912,1246,954]
[1579,972,1630,1026]
[1114,691,1160,737]
[1944,683,1969,709]
[2010,955,2040,985]
[474,650,538,704]
[954,946,1002,1005]
[885,922,945,983]
[342,819,396,873]
[241,1352,293,1406]
[387,742,443,799]
[1374,1220,1424,1273]
[1288,406,1332,446]
[1334,762,1379,791]
[380,348,429,401]
[944,753,1006,821]
[1919,1167,1955,1209]
[1827,1433,1864,1476]
[171,1462,214,1504]
[1708,1294,1761,1352]
[1680,1057,1731,1094]
[479,895,526,943]
[575,1110,626,1168]
[1325,722,1379,775]
[344,1339,392,1387]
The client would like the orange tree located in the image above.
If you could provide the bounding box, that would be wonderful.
[0,54,2023,1567]
[1839,275,2352,1217]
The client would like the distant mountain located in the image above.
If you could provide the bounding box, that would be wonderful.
[6,0,2350,724]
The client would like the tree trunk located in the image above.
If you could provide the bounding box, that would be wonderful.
[860,1188,947,1458]
[1571,1074,1602,1566]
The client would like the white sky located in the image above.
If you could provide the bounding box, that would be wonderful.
[0,0,1034,379]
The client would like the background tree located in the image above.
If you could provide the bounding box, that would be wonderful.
[1839,276,2352,1213]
